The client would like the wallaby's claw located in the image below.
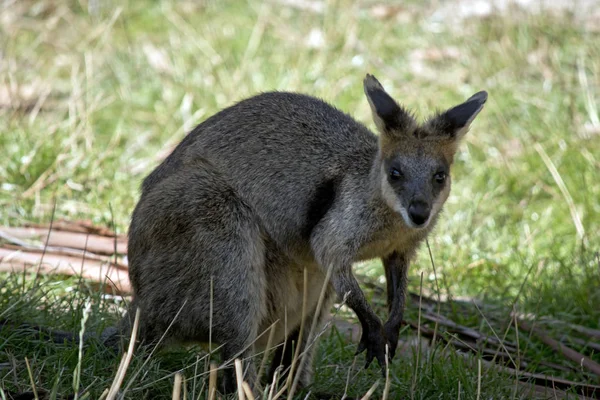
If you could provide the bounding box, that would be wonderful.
[357,328,388,371]
[383,321,399,360]
[355,340,367,356]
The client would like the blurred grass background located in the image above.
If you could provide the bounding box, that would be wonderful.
[1,0,599,398]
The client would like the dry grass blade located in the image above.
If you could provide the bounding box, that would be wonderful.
[208,363,217,400]
[288,262,334,398]
[382,345,390,400]
[411,272,424,398]
[534,142,585,240]
[359,379,380,400]
[106,308,140,400]
[476,358,482,400]
[172,372,183,400]
[24,357,39,400]
[257,322,277,382]
[234,359,246,400]
[98,388,109,400]
[286,268,309,389]
[241,382,255,400]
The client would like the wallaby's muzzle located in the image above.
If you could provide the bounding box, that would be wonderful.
[408,201,430,226]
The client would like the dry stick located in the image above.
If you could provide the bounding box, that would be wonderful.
[458,351,600,398]
[518,319,600,378]
[560,336,600,353]
[0,231,122,264]
[421,313,517,351]
[404,317,576,374]
[106,308,140,400]
[287,262,335,399]
[234,359,246,400]
[541,320,600,340]
[285,268,309,389]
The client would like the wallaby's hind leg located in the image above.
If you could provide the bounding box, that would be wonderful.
[221,341,259,395]
[267,287,335,390]
[127,164,268,396]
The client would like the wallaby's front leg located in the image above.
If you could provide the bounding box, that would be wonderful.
[311,218,388,371]
[382,251,409,358]
[331,265,389,371]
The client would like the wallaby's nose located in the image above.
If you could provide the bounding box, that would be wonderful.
[408,202,430,226]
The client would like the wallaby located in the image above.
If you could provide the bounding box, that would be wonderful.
[124,75,487,395]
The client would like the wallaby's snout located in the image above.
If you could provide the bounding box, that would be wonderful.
[407,200,430,227]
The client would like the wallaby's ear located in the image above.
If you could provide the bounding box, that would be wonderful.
[427,91,488,140]
[363,74,415,136]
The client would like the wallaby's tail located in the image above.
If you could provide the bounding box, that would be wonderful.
[0,318,121,352]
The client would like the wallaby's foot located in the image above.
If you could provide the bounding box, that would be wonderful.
[356,325,388,373]
[221,367,237,396]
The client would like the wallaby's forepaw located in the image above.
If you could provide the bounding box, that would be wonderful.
[355,327,388,372]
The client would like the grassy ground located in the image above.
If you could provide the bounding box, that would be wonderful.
[1,0,599,398]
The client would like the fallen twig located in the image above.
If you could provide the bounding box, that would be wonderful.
[519,319,600,378]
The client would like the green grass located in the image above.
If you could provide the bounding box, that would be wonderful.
[1,0,599,398]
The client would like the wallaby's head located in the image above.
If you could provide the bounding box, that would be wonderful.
[364,74,487,229]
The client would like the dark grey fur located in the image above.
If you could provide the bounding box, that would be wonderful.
[125,74,487,395]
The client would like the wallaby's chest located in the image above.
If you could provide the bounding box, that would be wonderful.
[355,220,423,261]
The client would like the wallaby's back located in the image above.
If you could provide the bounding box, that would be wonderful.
[143,92,378,253]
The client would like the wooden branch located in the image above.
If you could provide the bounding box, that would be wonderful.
[519,319,600,378]
[0,226,127,255]
[423,312,518,351]
[463,352,600,399]
[0,248,131,295]
[560,336,600,353]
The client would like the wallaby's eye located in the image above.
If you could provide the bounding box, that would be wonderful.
[390,168,402,181]
[434,172,447,184]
